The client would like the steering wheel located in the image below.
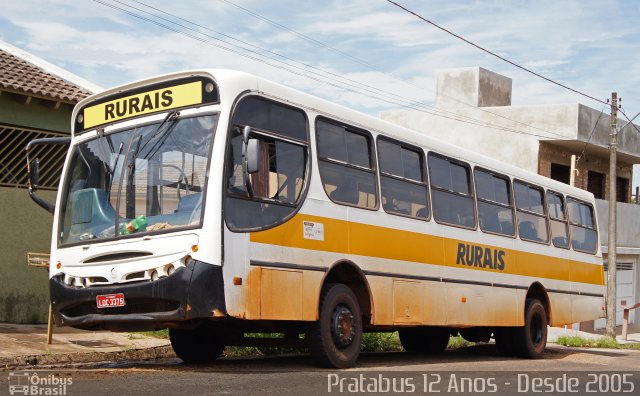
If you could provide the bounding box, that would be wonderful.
[161,164,189,199]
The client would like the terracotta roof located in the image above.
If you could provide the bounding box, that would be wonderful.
[0,48,91,103]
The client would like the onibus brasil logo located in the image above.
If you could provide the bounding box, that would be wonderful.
[8,372,72,395]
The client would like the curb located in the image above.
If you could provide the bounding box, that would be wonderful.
[1,345,176,370]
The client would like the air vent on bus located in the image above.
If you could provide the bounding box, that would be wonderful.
[125,271,146,281]
[83,251,153,264]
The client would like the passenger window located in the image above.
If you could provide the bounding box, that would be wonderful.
[567,198,598,253]
[428,153,475,228]
[317,118,377,209]
[346,132,371,168]
[547,191,569,248]
[225,96,309,231]
[474,169,515,236]
[231,96,307,141]
[378,138,429,219]
[514,182,545,214]
[514,181,549,243]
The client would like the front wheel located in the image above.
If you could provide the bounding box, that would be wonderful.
[308,283,362,368]
[169,324,226,363]
[512,299,548,358]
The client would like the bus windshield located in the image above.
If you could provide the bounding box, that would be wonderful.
[59,113,218,246]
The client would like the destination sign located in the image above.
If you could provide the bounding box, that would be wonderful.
[77,76,218,132]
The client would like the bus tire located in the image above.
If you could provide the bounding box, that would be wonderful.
[493,328,514,356]
[512,299,547,359]
[169,325,225,363]
[309,283,362,368]
[399,327,450,354]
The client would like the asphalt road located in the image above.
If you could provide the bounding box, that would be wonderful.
[2,344,640,396]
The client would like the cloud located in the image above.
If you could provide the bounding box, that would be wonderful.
[1,0,639,187]
[1,0,639,123]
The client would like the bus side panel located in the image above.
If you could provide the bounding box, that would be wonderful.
[391,278,448,326]
[368,275,448,326]
[301,270,324,321]
[368,276,393,325]
[245,264,322,321]
[260,268,303,320]
[571,295,604,324]
[223,229,251,319]
[392,280,424,324]
[246,265,262,319]
[548,292,573,326]
[444,283,521,327]
[569,259,605,286]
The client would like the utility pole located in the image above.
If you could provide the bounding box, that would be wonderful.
[569,154,577,187]
[605,92,618,339]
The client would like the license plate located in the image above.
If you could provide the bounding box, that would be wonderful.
[96,293,126,309]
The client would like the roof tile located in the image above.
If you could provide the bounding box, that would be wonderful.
[0,49,90,103]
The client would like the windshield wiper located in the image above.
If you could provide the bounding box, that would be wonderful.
[106,142,124,202]
[138,110,180,161]
[125,135,143,219]
[124,110,180,220]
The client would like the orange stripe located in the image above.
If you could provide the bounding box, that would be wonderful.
[250,214,604,286]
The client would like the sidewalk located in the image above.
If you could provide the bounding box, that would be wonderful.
[2,322,638,369]
[0,323,173,369]
[547,323,640,344]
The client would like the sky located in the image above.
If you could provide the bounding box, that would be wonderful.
[1,0,639,187]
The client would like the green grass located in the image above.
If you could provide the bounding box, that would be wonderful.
[556,335,640,350]
[447,335,475,349]
[361,332,403,352]
[140,329,169,339]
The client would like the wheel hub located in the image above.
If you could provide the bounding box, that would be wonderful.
[331,305,356,348]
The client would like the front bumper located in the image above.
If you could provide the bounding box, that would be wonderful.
[50,259,226,331]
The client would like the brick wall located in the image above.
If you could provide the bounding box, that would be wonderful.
[538,142,632,201]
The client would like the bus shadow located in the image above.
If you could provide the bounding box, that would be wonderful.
[87,343,635,373]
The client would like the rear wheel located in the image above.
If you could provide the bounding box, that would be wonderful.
[308,283,362,368]
[512,299,547,358]
[169,324,226,363]
[399,327,450,354]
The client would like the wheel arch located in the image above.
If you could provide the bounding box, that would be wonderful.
[525,282,551,324]
[320,260,373,325]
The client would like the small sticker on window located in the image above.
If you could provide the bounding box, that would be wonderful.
[303,221,324,241]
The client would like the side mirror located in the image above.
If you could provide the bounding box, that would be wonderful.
[241,126,254,196]
[246,139,259,174]
[242,125,251,144]
[29,158,40,192]
[25,136,71,214]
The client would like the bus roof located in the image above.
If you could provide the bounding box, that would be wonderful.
[74,68,596,203]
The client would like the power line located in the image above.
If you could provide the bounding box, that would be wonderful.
[111,1,528,136]
[212,0,567,138]
[384,0,610,107]
[93,0,564,139]
[617,108,640,136]
[576,104,608,164]
[216,0,384,74]
[126,0,563,138]
[126,0,406,103]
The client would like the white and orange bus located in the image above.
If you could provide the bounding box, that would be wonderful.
[26,70,604,368]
